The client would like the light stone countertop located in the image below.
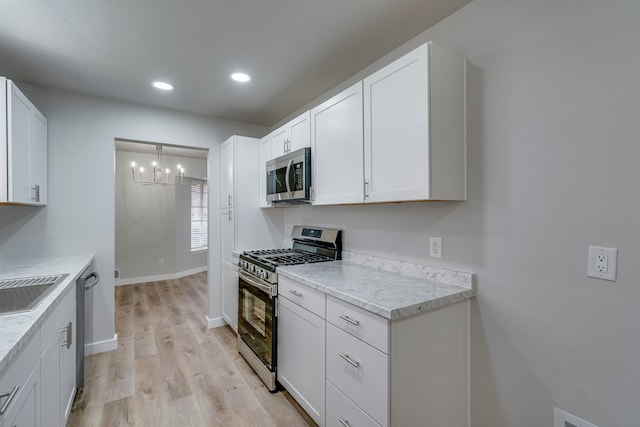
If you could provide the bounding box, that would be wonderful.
[277,255,475,320]
[0,255,94,375]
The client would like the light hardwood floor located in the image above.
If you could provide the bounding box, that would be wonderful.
[69,272,314,427]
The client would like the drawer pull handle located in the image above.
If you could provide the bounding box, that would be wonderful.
[338,418,351,427]
[289,290,303,297]
[339,315,360,326]
[0,386,19,415]
[339,353,360,368]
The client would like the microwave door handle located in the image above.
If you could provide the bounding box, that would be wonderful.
[285,159,294,198]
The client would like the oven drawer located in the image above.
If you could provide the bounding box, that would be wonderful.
[278,276,325,319]
[327,295,389,353]
[326,323,389,425]
[326,380,381,427]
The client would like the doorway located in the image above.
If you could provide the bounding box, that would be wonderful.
[114,139,209,284]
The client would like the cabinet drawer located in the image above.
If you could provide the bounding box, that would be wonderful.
[326,323,389,425]
[0,331,39,423]
[327,295,389,353]
[326,380,381,427]
[278,276,325,319]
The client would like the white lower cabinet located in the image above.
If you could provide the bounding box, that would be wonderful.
[278,276,470,427]
[40,287,76,427]
[0,332,40,427]
[277,293,325,426]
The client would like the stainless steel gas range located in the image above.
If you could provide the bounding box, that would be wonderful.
[237,225,342,391]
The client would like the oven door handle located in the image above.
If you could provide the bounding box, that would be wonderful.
[285,159,293,198]
[239,271,276,297]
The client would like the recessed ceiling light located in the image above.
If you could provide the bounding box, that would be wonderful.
[230,72,251,83]
[152,81,174,91]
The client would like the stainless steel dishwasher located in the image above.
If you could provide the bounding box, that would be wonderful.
[76,262,99,389]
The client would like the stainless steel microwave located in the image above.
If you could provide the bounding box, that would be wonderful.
[266,147,311,204]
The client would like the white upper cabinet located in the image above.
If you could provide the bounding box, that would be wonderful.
[311,82,364,205]
[363,42,466,203]
[270,111,310,158]
[0,77,48,206]
[259,135,271,208]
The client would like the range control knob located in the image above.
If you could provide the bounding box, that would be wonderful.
[260,271,269,280]
[249,265,256,273]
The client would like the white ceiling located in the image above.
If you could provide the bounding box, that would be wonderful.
[0,0,470,126]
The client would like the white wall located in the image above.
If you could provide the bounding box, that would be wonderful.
[115,150,208,281]
[282,0,640,425]
[0,85,266,349]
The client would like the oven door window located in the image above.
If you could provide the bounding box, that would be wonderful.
[238,276,276,370]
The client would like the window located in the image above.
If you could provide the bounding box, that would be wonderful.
[190,179,208,251]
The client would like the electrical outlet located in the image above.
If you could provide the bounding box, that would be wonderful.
[587,246,617,281]
[158,259,165,267]
[554,407,599,427]
[429,237,442,259]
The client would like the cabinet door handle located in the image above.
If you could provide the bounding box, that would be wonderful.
[338,418,351,427]
[228,194,232,207]
[339,315,360,326]
[363,180,369,200]
[0,386,19,415]
[339,353,360,368]
[228,209,233,222]
[288,290,303,297]
[31,184,40,202]
[60,322,72,349]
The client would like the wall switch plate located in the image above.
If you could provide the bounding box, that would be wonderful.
[429,237,442,259]
[158,259,165,267]
[554,407,599,427]
[587,246,617,281]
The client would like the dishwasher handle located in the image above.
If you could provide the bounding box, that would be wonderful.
[83,272,100,290]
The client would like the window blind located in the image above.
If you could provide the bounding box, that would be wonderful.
[190,180,208,251]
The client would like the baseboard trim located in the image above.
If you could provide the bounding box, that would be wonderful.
[206,315,227,329]
[85,333,118,355]
[116,266,208,286]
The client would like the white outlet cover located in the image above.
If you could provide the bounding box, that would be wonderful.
[429,237,442,259]
[587,246,617,281]
[554,407,599,427]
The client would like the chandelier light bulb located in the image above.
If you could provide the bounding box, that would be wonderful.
[139,167,144,173]
[152,161,157,167]
[177,164,182,170]
[131,161,136,168]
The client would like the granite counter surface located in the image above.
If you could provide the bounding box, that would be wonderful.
[277,258,475,321]
[0,255,94,375]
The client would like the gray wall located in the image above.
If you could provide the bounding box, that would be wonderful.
[0,85,266,347]
[282,0,640,425]
[115,150,208,281]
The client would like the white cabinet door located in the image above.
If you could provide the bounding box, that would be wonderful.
[7,82,32,204]
[40,337,60,427]
[221,139,234,209]
[288,111,310,152]
[59,309,76,426]
[221,264,238,331]
[2,367,39,427]
[278,295,325,426]
[270,126,288,159]
[363,42,466,203]
[4,80,48,206]
[311,82,364,205]
[270,111,311,158]
[259,136,271,208]
[29,109,47,205]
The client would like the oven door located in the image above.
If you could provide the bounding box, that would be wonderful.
[238,271,277,371]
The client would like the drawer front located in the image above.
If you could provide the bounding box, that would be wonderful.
[326,380,381,427]
[278,276,325,319]
[0,331,39,423]
[326,295,389,353]
[326,323,389,425]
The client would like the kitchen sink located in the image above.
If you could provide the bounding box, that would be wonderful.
[0,274,69,315]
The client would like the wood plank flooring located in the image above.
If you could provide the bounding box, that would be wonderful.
[69,272,314,427]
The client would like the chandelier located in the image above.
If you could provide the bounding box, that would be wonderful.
[130,145,185,186]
